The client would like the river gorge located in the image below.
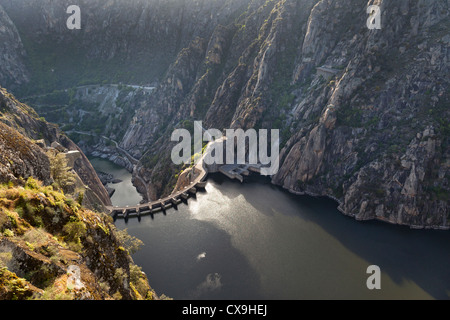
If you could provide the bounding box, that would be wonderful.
[0,0,448,303]
[90,157,450,300]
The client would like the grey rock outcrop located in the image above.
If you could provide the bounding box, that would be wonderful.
[0,4,28,90]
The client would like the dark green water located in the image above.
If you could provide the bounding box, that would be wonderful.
[90,157,450,300]
[88,157,143,207]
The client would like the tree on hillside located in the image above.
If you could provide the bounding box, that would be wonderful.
[47,151,76,194]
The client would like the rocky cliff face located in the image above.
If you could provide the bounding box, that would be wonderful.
[0,87,155,300]
[0,4,28,91]
[121,0,449,228]
[0,0,448,229]
[270,0,449,228]
[0,121,50,186]
[0,87,112,209]
[0,0,251,95]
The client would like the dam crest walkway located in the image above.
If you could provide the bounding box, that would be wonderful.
[105,139,264,221]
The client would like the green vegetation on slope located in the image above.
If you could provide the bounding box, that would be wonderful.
[0,177,155,300]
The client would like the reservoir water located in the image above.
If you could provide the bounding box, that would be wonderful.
[90,157,450,300]
[88,157,144,207]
